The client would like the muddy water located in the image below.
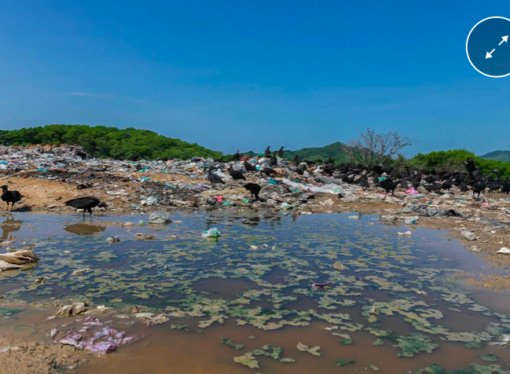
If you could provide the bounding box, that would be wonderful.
[1,212,510,373]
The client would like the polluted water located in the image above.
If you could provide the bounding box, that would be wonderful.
[1,212,510,374]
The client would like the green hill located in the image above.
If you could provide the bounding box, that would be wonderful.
[0,124,222,160]
[282,142,348,163]
[243,142,348,163]
[480,150,510,162]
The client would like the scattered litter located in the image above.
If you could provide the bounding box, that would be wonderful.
[0,245,39,272]
[148,213,172,225]
[106,236,120,244]
[312,282,330,290]
[397,231,412,237]
[461,231,476,241]
[202,228,221,238]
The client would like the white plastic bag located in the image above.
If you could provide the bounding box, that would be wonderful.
[202,227,221,238]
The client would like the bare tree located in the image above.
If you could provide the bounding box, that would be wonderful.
[342,128,415,168]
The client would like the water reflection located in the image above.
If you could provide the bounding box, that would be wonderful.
[64,223,106,235]
[0,216,23,239]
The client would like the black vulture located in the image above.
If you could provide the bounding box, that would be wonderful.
[232,150,241,162]
[379,179,398,198]
[264,146,271,157]
[64,196,100,216]
[269,152,277,167]
[244,160,257,172]
[277,146,284,157]
[243,183,261,200]
[441,180,452,192]
[207,169,225,186]
[400,180,409,190]
[373,165,383,175]
[459,181,469,192]
[292,155,300,167]
[75,150,87,159]
[1,185,23,211]
[472,182,486,198]
[464,158,476,174]
[228,167,246,181]
[261,168,276,177]
[424,184,442,194]
[358,176,370,190]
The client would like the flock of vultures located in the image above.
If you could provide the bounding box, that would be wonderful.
[2,146,508,215]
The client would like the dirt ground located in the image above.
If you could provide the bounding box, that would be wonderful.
[0,171,206,213]
[0,336,89,374]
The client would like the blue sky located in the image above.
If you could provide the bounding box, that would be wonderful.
[0,1,508,155]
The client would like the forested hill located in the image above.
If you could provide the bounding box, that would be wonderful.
[481,150,510,162]
[244,142,348,162]
[0,125,222,160]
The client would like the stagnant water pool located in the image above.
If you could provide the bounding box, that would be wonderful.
[1,212,510,374]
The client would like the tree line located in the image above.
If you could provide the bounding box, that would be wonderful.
[0,125,222,160]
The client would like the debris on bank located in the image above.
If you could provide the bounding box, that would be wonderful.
[0,245,39,272]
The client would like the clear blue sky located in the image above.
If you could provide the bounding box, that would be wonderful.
[0,1,508,155]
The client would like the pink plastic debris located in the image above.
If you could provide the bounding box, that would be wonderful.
[84,341,118,354]
[405,187,419,195]
[55,317,135,354]
[121,337,136,345]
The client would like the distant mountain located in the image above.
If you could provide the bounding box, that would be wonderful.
[243,142,348,163]
[480,150,510,162]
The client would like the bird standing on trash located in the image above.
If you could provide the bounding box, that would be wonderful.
[207,168,225,187]
[464,158,476,176]
[244,160,257,172]
[243,183,261,201]
[1,185,24,211]
[278,146,284,157]
[228,166,246,181]
[378,178,398,199]
[64,196,100,216]
[264,146,271,157]
[232,150,241,162]
[293,155,300,167]
[269,152,277,167]
[261,167,276,177]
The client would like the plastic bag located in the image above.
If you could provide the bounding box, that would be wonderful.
[405,187,419,195]
[202,228,221,238]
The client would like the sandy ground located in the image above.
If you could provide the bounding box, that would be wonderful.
[0,171,206,213]
[0,336,89,374]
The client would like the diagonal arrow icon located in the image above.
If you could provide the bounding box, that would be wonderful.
[486,36,508,58]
